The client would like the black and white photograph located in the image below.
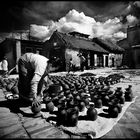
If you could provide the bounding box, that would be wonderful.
[0,0,140,139]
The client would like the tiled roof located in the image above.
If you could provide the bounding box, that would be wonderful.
[93,37,125,53]
[53,31,109,53]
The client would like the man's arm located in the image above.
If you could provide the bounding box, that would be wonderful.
[30,73,42,99]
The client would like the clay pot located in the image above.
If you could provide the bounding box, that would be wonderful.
[64,89,71,96]
[66,108,78,127]
[87,104,97,121]
[78,101,86,112]
[71,90,78,97]
[109,106,119,118]
[68,114,78,127]
[75,95,81,102]
[115,87,123,97]
[63,84,70,91]
[45,99,54,113]
[66,93,73,100]
[67,99,75,108]
[94,98,102,108]
[73,105,79,116]
[43,96,51,103]
[124,85,133,102]
[48,84,63,97]
[125,93,133,101]
[116,103,122,113]
[102,95,110,106]
[126,85,132,93]
[90,94,98,103]
[108,102,119,118]
[31,103,41,114]
[11,86,19,95]
[119,96,125,104]
[57,107,67,126]
[52,96,59,106]
[83,96,90,106]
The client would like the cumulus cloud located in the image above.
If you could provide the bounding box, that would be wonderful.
[92,17,123,40]
[30,22,57,41]
[30,9,127,42]
[126,14,138,24]
[124,1,140,24]
[57,9,96,36]
[113,31,127,39]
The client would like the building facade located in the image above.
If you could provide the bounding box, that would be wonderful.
[117,24,140,68]
[0,30,124,72]
[44,31,109,71]
[0,38,44,70]
[93,38,124,68]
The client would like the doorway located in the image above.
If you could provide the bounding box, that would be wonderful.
[112,58,115,67]
[105,55,108,67]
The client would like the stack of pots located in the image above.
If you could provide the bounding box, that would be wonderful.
[108,97,122,118]
[124,85,133,101]
[43,84,63,112]
[100,91,110,106]
[57,106,79,127]
[114,87,125,104]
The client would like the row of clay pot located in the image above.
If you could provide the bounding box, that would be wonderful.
[48,73,124,94]
[0,77,19,95]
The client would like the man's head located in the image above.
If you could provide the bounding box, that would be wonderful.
[47,57,59,72]
[3,56,7,60]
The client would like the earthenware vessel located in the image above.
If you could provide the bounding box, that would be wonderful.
[87,104,97,121]
[108,102,119,118]
[44,98,54,113]
[124,85,133,101]
[94,98,102,108]
[57,106,67,126]
[31,102,41,114]
[66,108,78,127]
[78,101,86,112]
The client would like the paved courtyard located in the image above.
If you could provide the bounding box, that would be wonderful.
[0,68,140,139]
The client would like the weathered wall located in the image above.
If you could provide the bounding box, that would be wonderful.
[132,46,140,68]
[127,25,140,46]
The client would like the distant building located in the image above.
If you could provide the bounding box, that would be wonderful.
[44,30,109,71]
[93,38,124,68]
[0,30,124,72]
[0,38,44,70]
[44,30,124,71]
[117,24,140,68]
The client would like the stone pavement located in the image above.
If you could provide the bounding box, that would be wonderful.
[0,88,72,139]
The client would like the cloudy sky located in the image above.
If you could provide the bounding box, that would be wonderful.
[0,1,140,42]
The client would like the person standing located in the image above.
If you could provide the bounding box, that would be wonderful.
[1,56,8,76]
[78,53,86,71]
[68,58,73,73]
